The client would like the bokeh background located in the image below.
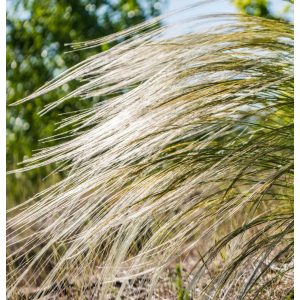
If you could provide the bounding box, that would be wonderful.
[6,0,293,208]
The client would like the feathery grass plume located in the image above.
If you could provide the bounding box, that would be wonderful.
[7,2,293,299]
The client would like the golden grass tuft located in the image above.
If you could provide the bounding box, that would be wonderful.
[7,4,293,299]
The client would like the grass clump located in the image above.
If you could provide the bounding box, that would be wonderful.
[7,2,293,299]
[176,264,191,300]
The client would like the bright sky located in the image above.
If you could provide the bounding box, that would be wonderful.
[163,0,293,22]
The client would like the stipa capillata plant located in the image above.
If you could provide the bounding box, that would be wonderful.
[7,2,293,299]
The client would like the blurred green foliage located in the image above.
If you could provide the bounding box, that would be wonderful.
[6,0,163,207]
[233,0,293,18]
[234,0,270,17]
